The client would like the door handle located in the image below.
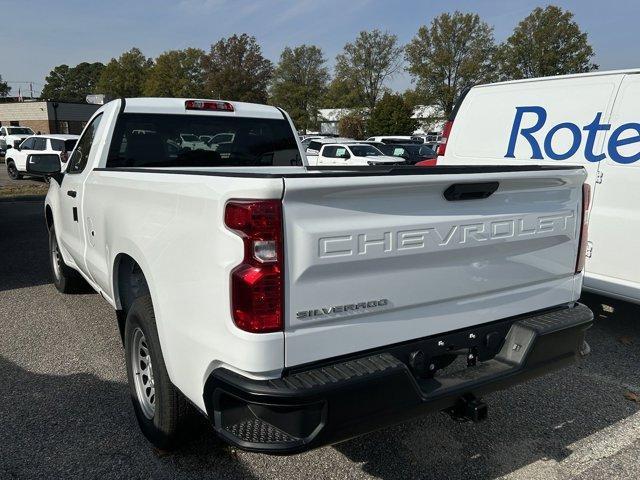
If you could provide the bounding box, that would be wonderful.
[444,182,499,201]
[67,190,77,198]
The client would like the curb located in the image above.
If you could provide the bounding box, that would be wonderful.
[0,195,45,203]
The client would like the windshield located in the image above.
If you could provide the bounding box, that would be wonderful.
[8,127,34,135]
[107,113,301,168]
[349,145,383,157]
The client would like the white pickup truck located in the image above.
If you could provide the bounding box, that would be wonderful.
[0,125,35,155]
[30,97,593,454]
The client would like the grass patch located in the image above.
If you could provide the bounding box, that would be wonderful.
[0,182,48,198]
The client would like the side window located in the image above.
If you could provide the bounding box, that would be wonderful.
[20,137,35,150]
[308,141,321,151]
[336,147,348,158]
[67,114,103,174]
[50,139,64,152]
[33,138,47,151]
[322,146,337,157]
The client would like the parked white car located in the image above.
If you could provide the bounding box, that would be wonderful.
[0,125,35,154]
[29,97,592,454]
[5,134,79,180]
[309,143,406,166]
[305,137,354,157]
[438,68,640,305]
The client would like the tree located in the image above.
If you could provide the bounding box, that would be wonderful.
[270,45,329,132]
[97,48,153,97]
[496,5,597,80]
[367,92,418,136]
[406,12,497,116]
[337,110,367,139]
[202,34,273,103]
[0,74,10,97]
[42,62,105,101]
[145,48,205,97]
[334,29,403,110]
[321,77,362,108]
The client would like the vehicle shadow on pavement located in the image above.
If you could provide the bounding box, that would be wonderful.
[0,201,93,294]
[0,356,260,480]
[334,294,640,479]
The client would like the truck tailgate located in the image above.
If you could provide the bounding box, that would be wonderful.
[282,168,585,367]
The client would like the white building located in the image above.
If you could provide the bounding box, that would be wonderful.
[316,105,445,137]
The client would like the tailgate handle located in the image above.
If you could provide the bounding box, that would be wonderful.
[444,182,499,201]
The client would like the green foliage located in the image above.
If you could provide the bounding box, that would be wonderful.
[335,29,403,110]
[41,62,105,101]
[0,74,10,97]
[270,45,329,132]
[321,78,362,109]
[144,48,205,97]
[406,11,497,116]
[97,48,153,98]
[496,5,597,79]
[202,34,273,103]
[337,110,367,139]
[367,92,418,136]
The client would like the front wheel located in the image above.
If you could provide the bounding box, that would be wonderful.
[49,225,86,293]
[124,296,194,449]
[6,160,22,180]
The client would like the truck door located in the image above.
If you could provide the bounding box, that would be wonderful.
[58,113,104,271]
[317,145,336,165]
[585,73,640,301]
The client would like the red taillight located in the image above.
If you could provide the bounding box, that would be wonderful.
[225,200,283,333]
[415,158,438,167]
[185,100,234,112]
[437,120,453,156]
[575,183,591,274]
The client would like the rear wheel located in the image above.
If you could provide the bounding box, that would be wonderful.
[124,296,194,449]
[49,225,86,293]
[6,160,22,180]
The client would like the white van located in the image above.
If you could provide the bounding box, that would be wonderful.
[438,69,640,305]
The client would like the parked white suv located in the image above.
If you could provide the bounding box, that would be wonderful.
[0,125,35,154]
[5,134,79,180]
[310,143,406,166]
[29,97,592,454]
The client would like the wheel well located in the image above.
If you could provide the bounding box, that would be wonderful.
[113,254,150,341]
[45,206,53,231]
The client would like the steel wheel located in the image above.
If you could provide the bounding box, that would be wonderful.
[51,235,62,281]
[131,328,155,419]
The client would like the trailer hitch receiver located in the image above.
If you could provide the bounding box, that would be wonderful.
[446,393,487,423]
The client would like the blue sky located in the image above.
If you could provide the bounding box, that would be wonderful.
[2,0,639,97]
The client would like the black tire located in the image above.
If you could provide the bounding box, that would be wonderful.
[124,296,193,450]
[6,160,22,180]
[49,225,86,293]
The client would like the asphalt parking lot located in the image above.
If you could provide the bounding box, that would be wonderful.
[1,200,640,479]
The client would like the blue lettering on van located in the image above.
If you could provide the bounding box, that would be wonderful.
[505,106,640,164]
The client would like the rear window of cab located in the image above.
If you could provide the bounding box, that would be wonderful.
[107,113,302,168]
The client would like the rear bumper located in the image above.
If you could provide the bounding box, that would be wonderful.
[203,303,593,454]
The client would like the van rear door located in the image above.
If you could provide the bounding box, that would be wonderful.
[281,167,586,367]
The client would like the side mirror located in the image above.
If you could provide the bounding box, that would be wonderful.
[26,154,62,182]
